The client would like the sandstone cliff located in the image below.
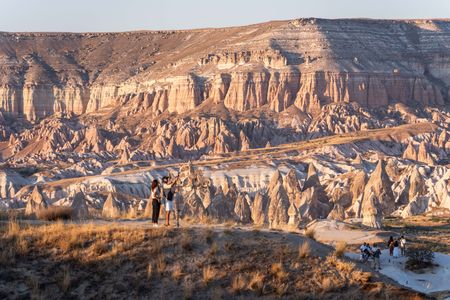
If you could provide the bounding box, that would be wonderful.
[1,18,449,121]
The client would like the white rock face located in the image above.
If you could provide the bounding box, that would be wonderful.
[363,160,395,215]
[267,171,290,227]
[0,170,29,199]
[25,186,48,216]
[102,193,123,218]
[361,190,383,229]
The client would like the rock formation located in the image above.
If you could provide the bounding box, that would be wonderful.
[181,188,206,220]
[361,189,383,228]
[251,192,269,225]
[283,169,302,204]
[287,203,299,226]
[1,19,449,121]
[363,160,395,215]
[71,192,89,219]
[234,193,252,223]
[417,141,434,165]
[267,171,290,227]
[25,186,48,216]
[102,193,123,219]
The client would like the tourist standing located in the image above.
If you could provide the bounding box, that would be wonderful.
[162,175,178,226]
[371,243,381,270]
[393,239,400,258]
[400,235,406,256]
[388,236,394,256]
[150,179,162,226]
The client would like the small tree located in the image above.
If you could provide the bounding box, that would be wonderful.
[405,246,435,271]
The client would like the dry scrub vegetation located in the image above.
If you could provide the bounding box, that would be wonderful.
[0,219,428,299]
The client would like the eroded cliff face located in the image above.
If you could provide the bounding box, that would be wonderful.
[1,18,449,121]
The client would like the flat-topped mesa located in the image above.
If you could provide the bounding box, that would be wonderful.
[0,18,449,120]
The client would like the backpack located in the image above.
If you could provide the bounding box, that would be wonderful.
[167,190,174,201]
[373,249,381,258]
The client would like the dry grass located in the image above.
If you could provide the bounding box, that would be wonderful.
[230,274,247,294]
[205,228,214,244]
[7,218,20,237]
[305,227,316,240]
[271,263,288,281]
[172,263,184,281]
[181,232,193,252]
[248,272,265,296]
[208,242,218,257]
[0,221,424,299]
[147,263,153,281]
[298,241,311,258]
[335,241,347,258]
[61,267,71,293]
[36,206,73,221]
[202,266,216,285]
[156,255,167,275]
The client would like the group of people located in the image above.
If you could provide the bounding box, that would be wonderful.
[149,174,181,227]
[359,242,382,270]
[359,235,406,270]
[388,235,407,257]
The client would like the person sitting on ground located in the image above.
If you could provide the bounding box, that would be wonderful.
[393,239,400,258]
[162,174,179,226]
[150,179,162,227]
[399,235,406,256]
[388,236,394,256]
[371,243,382,271]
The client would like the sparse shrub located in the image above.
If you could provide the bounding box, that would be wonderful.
[150,239,162,255]
[298,241,311,258]
[156,255,167,275]
[36,206,73,221]
[275,282,289,296]
[202,266,216,285]
[205,229,214,244]
[248,272,265,296]
[335,241,347,258]
[405,246,435,271]
[90,239,109,256]
[172,263,183,281]
[181,233,193,252]
[224,241,235,252]
[231,274,246,294]
[208,242,218,257]
[183,278,194,300]
[147,263,153,281]
[16,236,29,255]
[223,229,233,235]
[61,267,70,293]
[271,263,288,281]
[321,277,338,292]
[7,218,20,237]
[305,227,316,240]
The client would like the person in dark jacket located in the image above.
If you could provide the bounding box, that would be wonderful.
[371,243,382,270]
[150,179,162,226]
[388,236,394,256]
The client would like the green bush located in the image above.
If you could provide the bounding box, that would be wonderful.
[405,246,434,271]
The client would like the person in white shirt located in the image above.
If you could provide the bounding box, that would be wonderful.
[399,235,406,256]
